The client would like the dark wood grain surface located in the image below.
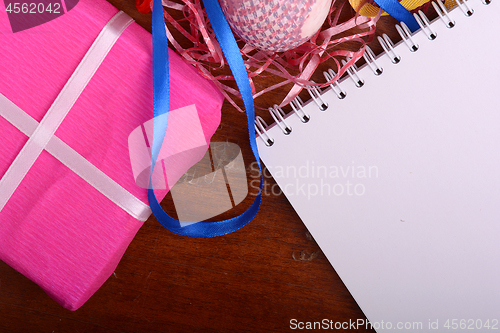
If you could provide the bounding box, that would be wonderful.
[0,1,406,332]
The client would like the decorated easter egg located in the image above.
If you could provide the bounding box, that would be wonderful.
[218,0,333,52]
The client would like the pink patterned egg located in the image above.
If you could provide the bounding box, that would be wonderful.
[218,0,333,52]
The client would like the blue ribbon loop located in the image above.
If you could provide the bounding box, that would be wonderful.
[148,0,263,237]
[372,0,420,32]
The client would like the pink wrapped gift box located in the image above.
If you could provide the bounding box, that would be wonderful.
[0,0,223,310]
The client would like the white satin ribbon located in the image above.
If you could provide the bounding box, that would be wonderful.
[0,11,152,222]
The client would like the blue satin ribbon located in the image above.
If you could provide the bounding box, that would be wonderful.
[148,0,263,237]
[372,0,420,32]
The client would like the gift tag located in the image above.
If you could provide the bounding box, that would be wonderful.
[3,0,79,33]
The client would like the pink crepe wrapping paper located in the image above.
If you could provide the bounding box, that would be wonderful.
[0,0,223,310]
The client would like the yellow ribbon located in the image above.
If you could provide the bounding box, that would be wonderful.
[349,0,456,16]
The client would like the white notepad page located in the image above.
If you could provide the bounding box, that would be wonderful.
[257,1,500,332]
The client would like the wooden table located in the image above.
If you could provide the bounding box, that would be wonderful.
[0,1,403,331]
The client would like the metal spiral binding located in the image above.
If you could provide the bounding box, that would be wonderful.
[378,34,401,63]
[306,82,328,111]
[363,45,383,75]
[456,0,474,16]
[414,10,438,39]
[341,59,365,87]
[256,0,479,147]
[269,104,292,134]
[396,22,419,51]
[323,68,347,99]
[432,1,455,28]
[290,96,310,123]
[255,116,274,146]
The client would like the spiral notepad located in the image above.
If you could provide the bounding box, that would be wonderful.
[256,1,499,332]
